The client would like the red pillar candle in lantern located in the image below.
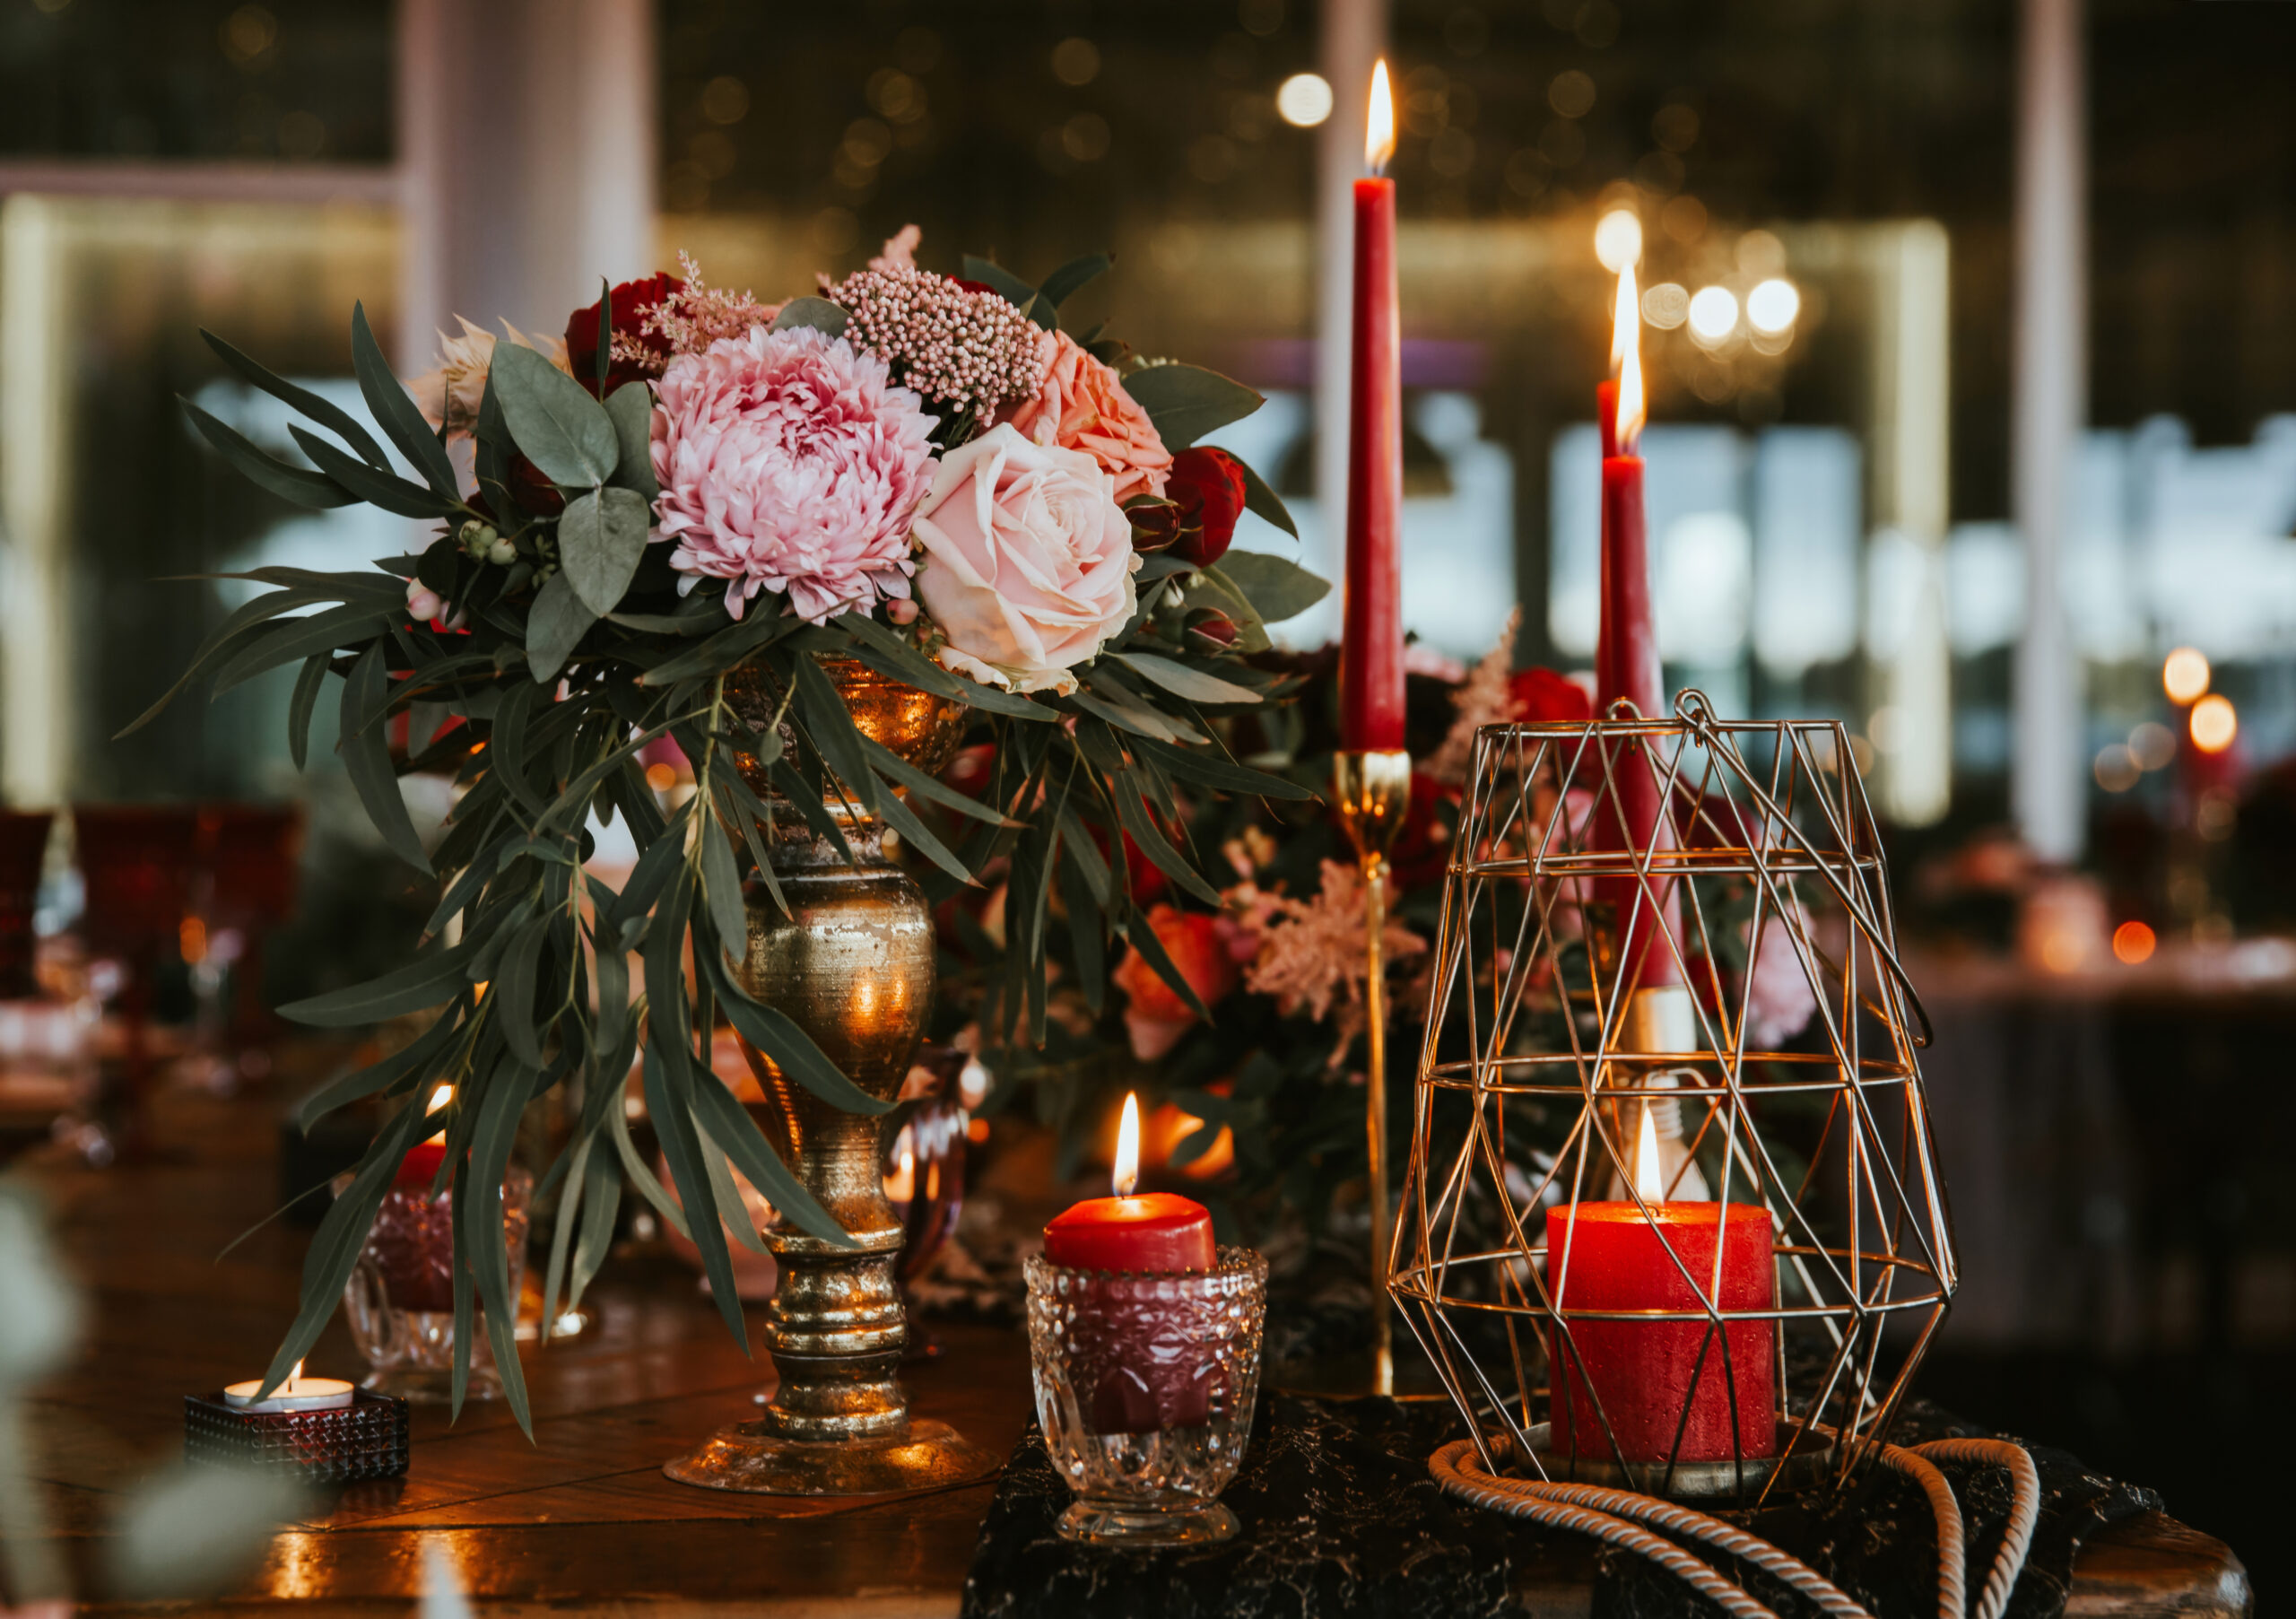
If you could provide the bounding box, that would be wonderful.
[1544,1108,1775,1463]
[1593,260,1681,989]
[1338,59,1405,753]
[1041,1094,1220,1433]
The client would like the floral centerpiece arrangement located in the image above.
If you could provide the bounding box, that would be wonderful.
[135,230,1325,1423]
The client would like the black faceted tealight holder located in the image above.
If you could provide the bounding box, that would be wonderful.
[184,1388,410,1484]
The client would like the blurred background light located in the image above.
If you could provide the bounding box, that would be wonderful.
[1275,72,1332,128]
[2190,692,2238,753]
[1593,208,1642,271]
[1687,284,1738,344]
[1746,276,1800,335]
[1641,282,1689,329]
[2162,646,2212,704]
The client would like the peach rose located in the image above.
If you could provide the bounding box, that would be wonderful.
[1001,331,1172,504]
[911,423,1140,695]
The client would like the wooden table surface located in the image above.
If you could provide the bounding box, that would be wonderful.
[10,1076,2254,1616]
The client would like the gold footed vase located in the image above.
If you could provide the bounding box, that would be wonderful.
[664,657,1000,1496]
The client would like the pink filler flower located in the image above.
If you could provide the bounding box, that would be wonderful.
[649,326,937,623]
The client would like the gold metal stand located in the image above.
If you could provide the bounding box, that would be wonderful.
[1331,748,1413,1398]
[664,658,999,1496]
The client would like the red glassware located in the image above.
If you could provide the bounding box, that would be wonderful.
[0,812,53,1002]
[72,804,202,1148]
[196,802,306,1048]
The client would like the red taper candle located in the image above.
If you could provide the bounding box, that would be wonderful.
[1339,60,1405,753]
[1594,261,1680,988]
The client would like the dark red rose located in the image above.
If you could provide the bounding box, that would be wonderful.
[1507,666,1592,726]
[564,273,684,397]
[1166,447,1248,568]
[509,454,565,516]
[1125,496,1182,553]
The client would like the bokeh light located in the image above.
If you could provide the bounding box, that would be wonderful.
[2111,920,2157,966]
[2092,744,2139,793]
[1687,285,1739,343]
[1746,277,1800,335]
[1275,72,1333,127]
[2162,646,2211,705]
[2190,693,2238,753]
[2127,721,2177,771]
[1594,208,1642,270]
[1641,282,1689,329]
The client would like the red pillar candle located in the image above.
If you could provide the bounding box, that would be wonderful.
[1338,61,1405,753]
[1593,262,1681,989]
[1041,1094,1220,1433]
[1544,1115,1776,1463]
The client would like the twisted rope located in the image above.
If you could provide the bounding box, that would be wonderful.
[1429,1433,2041,1619]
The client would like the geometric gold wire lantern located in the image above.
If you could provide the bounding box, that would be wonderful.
[1390,692,1954,1501]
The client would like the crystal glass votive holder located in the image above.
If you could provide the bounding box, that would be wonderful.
[335,1166,531,1403]
[1024,1247,1267,1545]
[183,1388,409,1484]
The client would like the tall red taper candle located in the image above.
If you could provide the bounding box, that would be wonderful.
[1594,263,1680,988]
[1339,62,1405,753]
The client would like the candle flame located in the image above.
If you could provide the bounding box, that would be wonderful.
[1364,59,1395,175]
[1113,1092,1142,1197]
[427,1084,452,1113]
[1612,265,1645,452]
[1632,1102,1665,1203]
[289,1358,304,1392]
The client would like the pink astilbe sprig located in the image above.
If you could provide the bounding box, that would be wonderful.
[649,325,936,623]
[609,252,784,376]
[822,260,1054,422]
[1232,860,1428,1064]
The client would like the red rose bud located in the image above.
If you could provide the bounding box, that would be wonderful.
[564,272,685,397]
[1184,608,1239,649]
[1507,666,1593,726]
[1166,447,1248,568]
[1125,496,1182,553]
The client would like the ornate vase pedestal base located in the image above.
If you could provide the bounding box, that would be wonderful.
[663,1416,999,1496]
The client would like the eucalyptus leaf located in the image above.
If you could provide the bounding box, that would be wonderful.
[526,570,597,683]
[1233,455,1298,538]
[1209,552,1330,624]
[558,486,650,615]
[770,297,850,338]
[491,341,618,487]
[277,939,471,1026]
[959,257,1039,310]
[287,652,330,770]
[1039,251,1114,308]
[291,427,465,519]
[352,301,460,499]
[199,327,391,470]
[604,382,658,500]
[1123,363,1264,448]
[338,642,433,872]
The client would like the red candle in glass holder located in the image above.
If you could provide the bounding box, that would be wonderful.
[1042,1094,1219,1432]
[1544,1107,1776,1464]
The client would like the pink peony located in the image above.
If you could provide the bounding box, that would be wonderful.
[1744,912,1820,1049]
[649,325,937,623]
[910,423,1139,694]
[1001,331,1172,504]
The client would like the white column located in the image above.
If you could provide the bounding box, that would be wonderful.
[2012,0,2087,861]
[1315,0,1385,546]
[399,0,657,370]
[0,197,69,806]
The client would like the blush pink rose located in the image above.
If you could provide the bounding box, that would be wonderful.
[911,423,1140,694]
[1001,330,1172,504]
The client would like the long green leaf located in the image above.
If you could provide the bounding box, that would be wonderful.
[1112,650,1262,705]
[200,327,390,469]
[569,1129,624,1310]
[212,603,391,697]
[287,653,330,770]
[338,642,434,873]
[694,1124,772,1256]
[687,1059,856,1249]
[1133,734,1317,801]
[277,939,471,1027]
[179,398,354,509]
[697,812,749,957]
[833,613,1053,722]
[115,584,335,738]
[351,301,460,499]
[465,1054,535,1433]
[492,914,553,1069]
[291,1000,464,1129]
[1118,907,1213,1021]
[702,949,889,1121]
[491,342,618,487]
[291,426,464,519]
[859,736,1015,827]
[789,653,877,811]
[1111,773,1222,905]
[644,1039,747,1344]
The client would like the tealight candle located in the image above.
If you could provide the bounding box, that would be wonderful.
[222,1360,356,1414]
[1043,1094,1215,1274]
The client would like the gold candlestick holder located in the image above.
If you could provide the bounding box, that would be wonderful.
[1331,748,1413,1398]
